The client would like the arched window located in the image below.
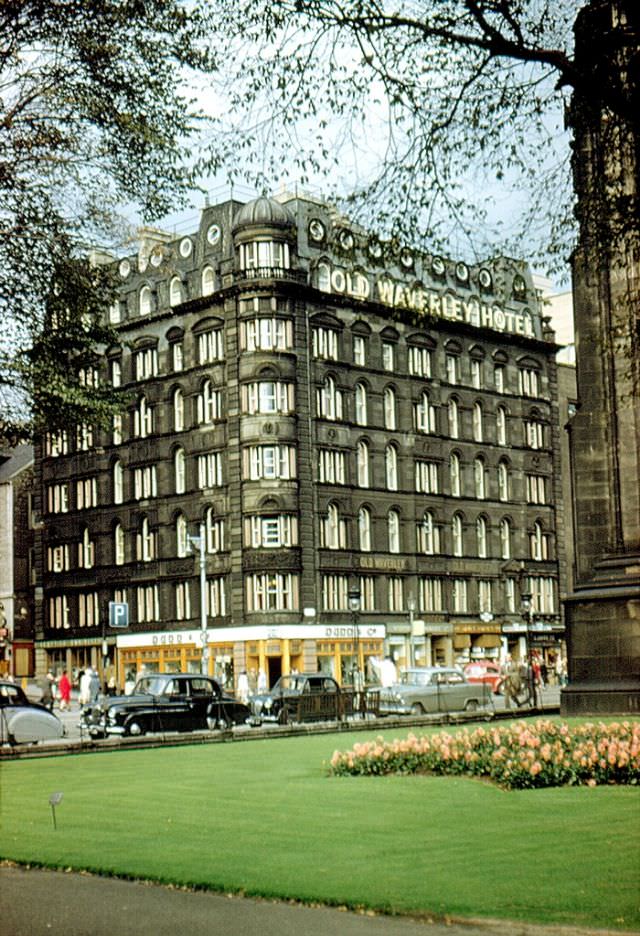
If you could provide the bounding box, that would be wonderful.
[176,514,188,558]
[496,406,508,445]
[322,503,346,549]
[418,511,440,554]
[448,398,459,438]
[474,457,486,499]
[415,392,435,433]
[173,388,184,431]
[174,448,186,495]
[498,461,510,502]
[206,508,224,553]
[136,516,156,562]
[500,518,511,559]
[78,526,95,569]
[114,523,125,566]
[317,376,343,421]
[201,266,215,296]
[385,444,398,491]
[197,380,221,424]
[169,276,183,307]
[388,509,400,553]
[139,285,152,316]
[530,521,549,560]
[355,382,367,425]
[134,395,153,438]
[476,516,488,557]
[452,514,463,556]
[472,402,483,442]
[450,453,461,497]
[357,440,370,488]
[384,387,397,430]
[358,507,371,552]
[113,459,124,504]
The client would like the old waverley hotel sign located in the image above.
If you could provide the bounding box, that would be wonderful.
[315,261,539,339]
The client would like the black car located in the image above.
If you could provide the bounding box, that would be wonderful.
[249,673,378,724]
[82,673,251,738]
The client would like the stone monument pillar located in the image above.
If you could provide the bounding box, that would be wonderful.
[562,0,640,714]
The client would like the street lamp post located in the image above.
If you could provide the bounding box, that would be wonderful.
[407,596,416,667]
[348,584,361,688]
[520,589,537,709]
[188,523,208,675]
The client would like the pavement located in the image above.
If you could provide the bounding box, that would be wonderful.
[0,865,624,936]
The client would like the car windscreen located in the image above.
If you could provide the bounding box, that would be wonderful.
[134,677,167,695]
[399,672,433,687]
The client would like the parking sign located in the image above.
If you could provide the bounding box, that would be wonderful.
[109,601,129,628]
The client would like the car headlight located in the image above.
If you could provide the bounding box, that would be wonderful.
[264,697,272,711]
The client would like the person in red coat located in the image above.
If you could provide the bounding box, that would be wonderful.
[57,670,71,711]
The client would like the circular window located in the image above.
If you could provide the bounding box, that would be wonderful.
[150,247,163,268]
[368,238,383,259]
[308,218,326,243]
[338,229,354,251]
[399,248,414,270]
[513,274,527,296]
[179,237,193,258]
[119,259,131,279]
[478,268,492,290]
[431,256,446,277]
[206,224,222,246]
[455,261,469,283]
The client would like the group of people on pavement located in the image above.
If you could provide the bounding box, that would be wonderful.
[37,667,99,712]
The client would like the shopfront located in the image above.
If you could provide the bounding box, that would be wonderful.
[115,623,386,694]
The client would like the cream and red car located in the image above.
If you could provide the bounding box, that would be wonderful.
[463,661,504,694]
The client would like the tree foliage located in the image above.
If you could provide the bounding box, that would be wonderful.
[0,0,219,442]
[201,0,637,273]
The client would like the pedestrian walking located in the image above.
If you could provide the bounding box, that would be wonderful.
[502,656,522,709]
[38,672,55,711]
[237,670,250,704]
[58,669,71,711]
[79,668,93,710]
[89,667,100,703]
[257,668,267,693]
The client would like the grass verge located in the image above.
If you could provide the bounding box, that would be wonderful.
[1,720,638,930]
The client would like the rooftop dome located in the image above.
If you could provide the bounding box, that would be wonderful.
[232,195,295,233]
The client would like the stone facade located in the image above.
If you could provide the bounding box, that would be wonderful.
[34,193,565,690]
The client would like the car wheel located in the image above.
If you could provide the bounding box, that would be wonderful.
[465,700,479,712]
[126,720,145,737]
[410,702,425,715]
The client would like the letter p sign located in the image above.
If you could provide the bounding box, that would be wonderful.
[109,601,129,628]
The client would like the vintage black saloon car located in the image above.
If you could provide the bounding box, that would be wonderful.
[82,673,251,738]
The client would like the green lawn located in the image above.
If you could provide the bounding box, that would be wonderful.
[1,724,638,930]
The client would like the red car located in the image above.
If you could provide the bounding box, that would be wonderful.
[463,661,504,694]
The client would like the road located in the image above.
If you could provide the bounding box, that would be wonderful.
[27,683,562,749]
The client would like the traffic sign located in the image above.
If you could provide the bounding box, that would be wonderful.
[109,601,129,628]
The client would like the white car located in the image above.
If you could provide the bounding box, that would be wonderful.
[0,680,64,745]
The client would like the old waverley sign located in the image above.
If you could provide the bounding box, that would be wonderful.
[316,261,539,339]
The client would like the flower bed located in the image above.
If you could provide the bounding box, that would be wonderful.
[329,720,640,789]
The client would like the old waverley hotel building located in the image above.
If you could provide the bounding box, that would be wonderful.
[34,192,567,690]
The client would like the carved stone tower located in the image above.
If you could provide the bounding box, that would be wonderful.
[562,0,640,713]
